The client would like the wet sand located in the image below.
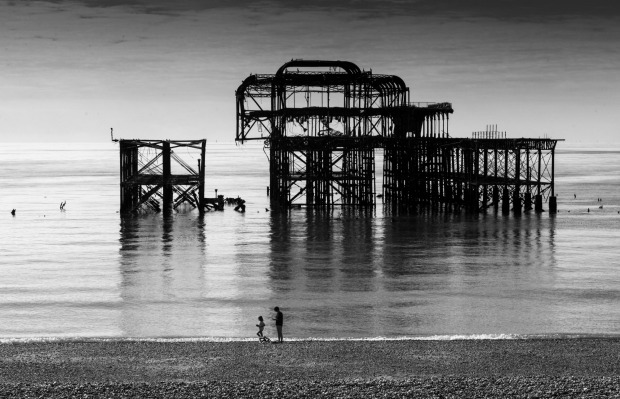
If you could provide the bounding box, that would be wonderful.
[0,338,619,397]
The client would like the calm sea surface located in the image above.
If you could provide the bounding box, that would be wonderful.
[0,141,619,340]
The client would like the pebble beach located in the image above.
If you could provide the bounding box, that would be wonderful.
[0,338,619,398]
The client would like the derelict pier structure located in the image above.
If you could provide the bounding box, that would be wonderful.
[236,60,559,213]
[119,139,218,214]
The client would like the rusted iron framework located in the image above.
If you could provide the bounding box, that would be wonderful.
[119,139,206,214]
[383,137,557,213]
[236,60,559,213]
[237,60,453,209]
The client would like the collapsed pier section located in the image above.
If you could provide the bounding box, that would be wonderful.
[119,139,221,214]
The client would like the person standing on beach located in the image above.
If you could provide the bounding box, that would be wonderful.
[256,316,265,338]
[273,306,283,343]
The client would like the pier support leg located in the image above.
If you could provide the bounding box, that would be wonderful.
[120,141,139,213]
[535,194,543,213]
[502,187,510,214]
[524,192,532,211]
[493,186,499,210]
[162,141,173,215]
[549,196,557,214]
[513,190,522,214]
[469,187,479,212]
[198,141,206,214]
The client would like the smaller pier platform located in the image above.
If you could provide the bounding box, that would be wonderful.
[119,139,216,214]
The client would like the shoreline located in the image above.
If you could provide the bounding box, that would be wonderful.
[1,338,619,397]
[3,331,619,343]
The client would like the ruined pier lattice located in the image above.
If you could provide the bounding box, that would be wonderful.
[384,137,557,213]
[236,60,558,213]
[119,139,206,214]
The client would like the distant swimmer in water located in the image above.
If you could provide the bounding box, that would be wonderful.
[60,201,66,210]
[11,209,15,216]
[574,194,576,199]
[587,208,590,212]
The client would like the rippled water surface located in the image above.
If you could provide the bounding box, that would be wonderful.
[0,141,619,339]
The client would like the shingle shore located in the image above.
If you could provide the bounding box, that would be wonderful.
[1,338,618,398]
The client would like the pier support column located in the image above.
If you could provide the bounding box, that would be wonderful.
[198,140,206,214]
[502,187,510,214]
[467,187,479,212]
[513,191,522,214]
[492,186,499,209]
[524,192,532,211]
[549,196,557,213]
[535,194,543,213]
[120,141,139,213]
[514,150,521,214]
[162,141,173,215]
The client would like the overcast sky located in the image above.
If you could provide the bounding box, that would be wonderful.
[1,0,619,143]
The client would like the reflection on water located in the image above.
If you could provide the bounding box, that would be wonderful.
[116,208,567,338]
[119,214,208,336]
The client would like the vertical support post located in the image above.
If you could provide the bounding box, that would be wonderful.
[535,194,544,212]
[456,147,462,207]
[470,147,479,211]
[269,145,276,205]
[513,149,522,214]
[502,187,511,214]
[549,146,557,213]
[120,141,139,214]
[306,150,314,206]
[525,192,532,212]
[432,144,438,208]
[162,141,173,215]
[120,141,125,211]
[493,147,499,209]
[482,149,488,210]
[537,148,542,197]
[535,146,543,212]
[549,195,557,213]
[502,149,510,214]
[551,146,555,198]
[198,139,206,214]
[525,148,532,211]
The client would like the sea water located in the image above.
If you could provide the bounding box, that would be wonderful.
[0,141,619,339]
